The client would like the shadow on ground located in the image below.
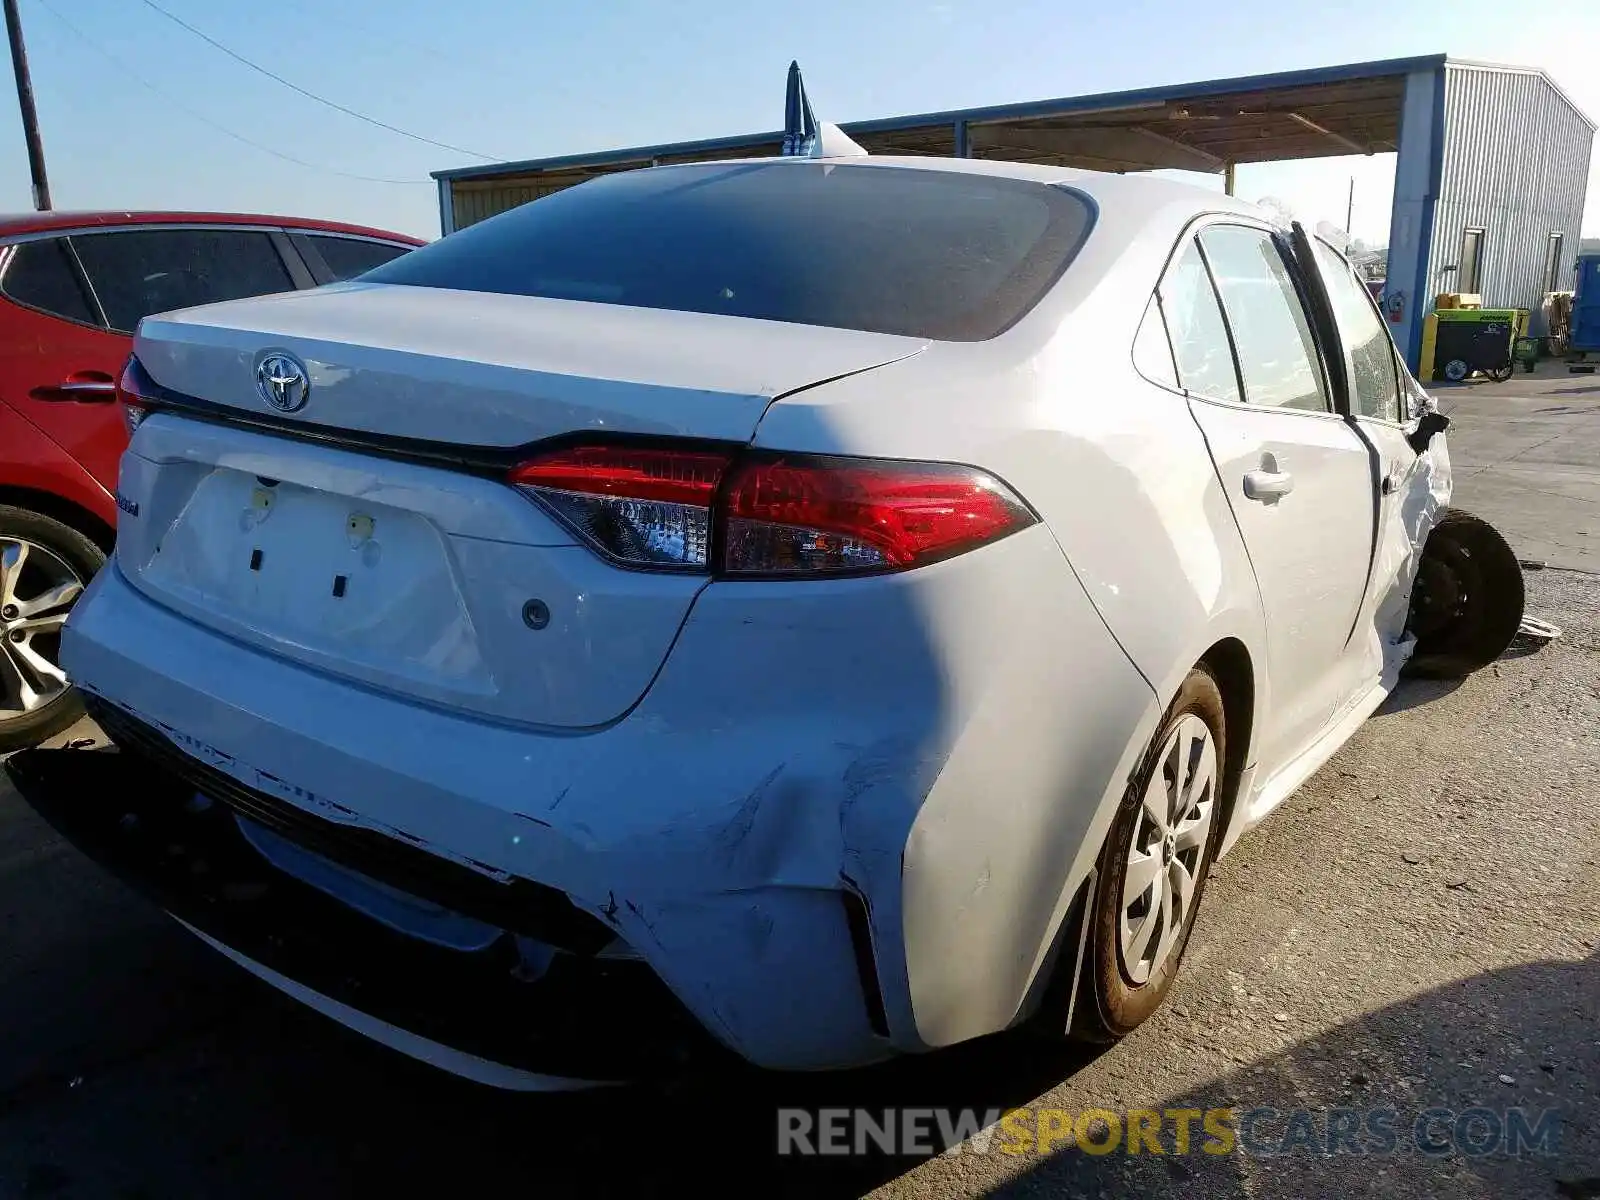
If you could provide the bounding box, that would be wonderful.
[2,940,1097,1199]
[1377,675,1466,715]
[985,950,1600,1200]
[6,931,1595,1199]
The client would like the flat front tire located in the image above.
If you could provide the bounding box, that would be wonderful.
[1403,508,1524,679]
[1074,667,1227,1042]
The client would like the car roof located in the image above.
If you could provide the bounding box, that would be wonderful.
[0,209,426,244]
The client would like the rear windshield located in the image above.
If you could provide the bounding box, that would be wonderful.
[365,161,1095,340]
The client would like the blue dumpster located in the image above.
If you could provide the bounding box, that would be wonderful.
[1574,253,1600,354]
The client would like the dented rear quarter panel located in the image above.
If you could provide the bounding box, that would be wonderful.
[746,213,1279,1044]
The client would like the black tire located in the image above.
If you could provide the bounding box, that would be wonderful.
[1068,667,1227,1043]
[0,504,105,753]
[1403,507,1524,680]
[1442,359,1470,383]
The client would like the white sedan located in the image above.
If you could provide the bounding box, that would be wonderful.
[5,153,1522,1088]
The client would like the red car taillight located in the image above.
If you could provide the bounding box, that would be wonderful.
[508,442,1036,578]
[116,356,156,438]
[721,454,1036,576]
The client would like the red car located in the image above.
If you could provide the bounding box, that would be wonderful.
[0,210,424,750]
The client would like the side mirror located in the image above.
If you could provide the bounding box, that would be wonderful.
[1407,410,1449,455]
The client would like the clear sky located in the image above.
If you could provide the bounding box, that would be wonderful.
[2,0,1597,244]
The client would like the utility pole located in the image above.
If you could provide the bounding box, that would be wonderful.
[3,0,50,210]
[1345,176,1354,235]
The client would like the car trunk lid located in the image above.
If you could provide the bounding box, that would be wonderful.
[117,286,924,729]
[133,282,927,446]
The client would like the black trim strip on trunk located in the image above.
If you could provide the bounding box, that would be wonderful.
[122,356,750,477]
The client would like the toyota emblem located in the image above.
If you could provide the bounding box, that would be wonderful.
[255,351,310,413]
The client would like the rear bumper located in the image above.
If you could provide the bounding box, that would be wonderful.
[4,736,731,1085]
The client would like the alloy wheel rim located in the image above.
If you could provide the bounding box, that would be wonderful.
[0,537,83,721]
[1119,712,1218,986]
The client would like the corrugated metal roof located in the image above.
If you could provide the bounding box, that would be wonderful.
[435,54,1460,183]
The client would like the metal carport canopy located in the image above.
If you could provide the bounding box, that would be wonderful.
[432,54,1444,197]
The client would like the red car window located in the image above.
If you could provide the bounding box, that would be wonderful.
[2,239,101,327]
[71,228,294,333]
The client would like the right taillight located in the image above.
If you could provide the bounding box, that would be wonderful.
[508,441,1036,578]
[116,356,157,437]
[720,453,1036,577]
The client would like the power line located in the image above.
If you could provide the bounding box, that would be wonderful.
[272,0,485,73]
[33,0,428,185]
[136,0,499,161]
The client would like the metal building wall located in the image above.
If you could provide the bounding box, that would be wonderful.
[1429,65,1593,318]
[449,180,553,230]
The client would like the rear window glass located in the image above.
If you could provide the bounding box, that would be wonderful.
[365,162,1095,340]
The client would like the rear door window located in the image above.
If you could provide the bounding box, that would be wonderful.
[361,161,1095,340]
[1,238,100,326]
[71,228,296,333]
[306,235,413,281]
[1158,239,1242,404]
[1312,240,1402,424]
[1199,224,1328,413]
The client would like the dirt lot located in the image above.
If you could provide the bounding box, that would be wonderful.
[1,366,1596,1199]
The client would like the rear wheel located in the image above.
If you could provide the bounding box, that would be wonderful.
[1072,668,1227,1042]
[0,505,102,753]
[1403,507,1524,679]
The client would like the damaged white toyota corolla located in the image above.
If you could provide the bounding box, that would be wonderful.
[8,153,1524,1089]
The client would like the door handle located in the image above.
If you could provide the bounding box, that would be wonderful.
[28,375,117,403]
[1381,462,1408,495]
[1242,469,1295,501]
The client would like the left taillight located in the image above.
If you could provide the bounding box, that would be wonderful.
[507,441,1037,578]
[116,356,156,438]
